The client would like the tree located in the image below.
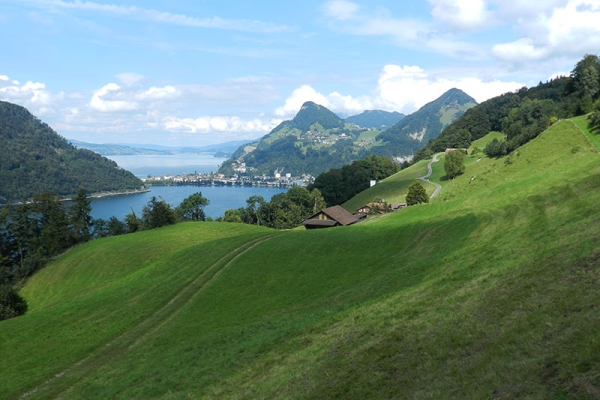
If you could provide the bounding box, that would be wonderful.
[222,208,243,223]
[444,150,465,179]
[484,138,508,158]
[32,191,71,257]
[245,195,266,225]
[69,188,93,243]
[175,192,210,221]
[0,284,28,321]
[106,216,127,236]
[406,181,429,206]
[142,197,176,230]
[124,210,141,233]
[308,188,327,214]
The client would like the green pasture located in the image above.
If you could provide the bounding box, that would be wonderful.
[2,119,600,399]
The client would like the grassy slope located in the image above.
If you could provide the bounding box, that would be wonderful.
[2,120,600,399]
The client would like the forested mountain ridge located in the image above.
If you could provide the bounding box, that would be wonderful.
[414,54,600,162]
[345,110,405,129]
[219,90,475,177]
[0,101,144,203]
[372,88,477,159]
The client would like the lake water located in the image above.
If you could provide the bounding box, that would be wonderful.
[90,186,286,221]
[90,154,286,221]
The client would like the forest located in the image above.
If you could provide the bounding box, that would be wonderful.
[0,101,144,203]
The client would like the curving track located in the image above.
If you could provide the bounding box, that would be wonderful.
[417,152,443,199]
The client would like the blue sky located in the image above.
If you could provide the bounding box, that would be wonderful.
[1,0,599,146]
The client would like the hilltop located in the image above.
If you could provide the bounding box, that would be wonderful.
[373,88,477,159]
[2,116,600,399]
[219,90,474,177]
[0,101,144,202]
[344,109,405,129]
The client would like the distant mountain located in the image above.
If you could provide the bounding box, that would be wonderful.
[218,101,377,177]
[292,101,345,132]
[0,101,144,203]
[70,139,255,157]
[345,110,405,129]
[218,92,476,177]
[70,141,168,156]
[373,88,477,159]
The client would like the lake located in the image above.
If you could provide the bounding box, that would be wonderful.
[90,186,286,221]
[90,154,286,221]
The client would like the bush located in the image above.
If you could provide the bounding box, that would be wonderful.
[484,138,508,158]
[0,284,28,321]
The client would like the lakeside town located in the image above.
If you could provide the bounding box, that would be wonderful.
[141,170,314,188]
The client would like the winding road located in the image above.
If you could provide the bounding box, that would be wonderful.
[417,152,443,199]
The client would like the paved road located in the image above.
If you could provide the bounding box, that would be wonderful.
[417,153,443,199]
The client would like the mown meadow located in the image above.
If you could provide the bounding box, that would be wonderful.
[1,119,600,399]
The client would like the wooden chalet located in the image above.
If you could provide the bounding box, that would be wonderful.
[355,202,387,216]
[354,202,408,216]
[301,205,359,229]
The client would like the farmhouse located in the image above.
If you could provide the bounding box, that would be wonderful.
[355,202,387,216]
[301,205,359,229]
[355,202,407,216]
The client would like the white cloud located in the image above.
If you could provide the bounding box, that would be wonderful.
[27,0,290,33]
[162,115,280,134]
[275,85,330,117]
[322,0,484,59]
[324,0,361,20]
[135,86,178,101]
[491,0,600,62]
[276,64,524,118]
[89,83,138,112]
[0,76,55,113]
[116,72,145,86]
[428,0,490,30]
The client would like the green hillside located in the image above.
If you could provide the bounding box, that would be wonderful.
[0,101,144,202]
[2,119,600,399]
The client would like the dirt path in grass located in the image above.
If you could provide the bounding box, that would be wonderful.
[418,152,443,199]
[20,234,278,400]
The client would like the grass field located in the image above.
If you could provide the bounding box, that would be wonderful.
[2,119,600,399]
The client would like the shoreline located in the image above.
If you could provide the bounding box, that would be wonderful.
[86,187,151,200]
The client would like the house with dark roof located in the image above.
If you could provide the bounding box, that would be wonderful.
[301,205,360,229]
[355,202,388,216]
[355,202,407,216]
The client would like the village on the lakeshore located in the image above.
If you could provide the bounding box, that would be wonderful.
[141,169,314,188]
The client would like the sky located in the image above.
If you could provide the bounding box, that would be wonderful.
[1,0,599,147]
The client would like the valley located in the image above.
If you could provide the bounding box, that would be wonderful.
[2,118,600,399]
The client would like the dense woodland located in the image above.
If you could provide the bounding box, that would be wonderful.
[0,101,144,203]
[414,55,600,162]
[308,155,401,206]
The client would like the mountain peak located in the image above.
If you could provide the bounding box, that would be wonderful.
[292,102,344,132]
